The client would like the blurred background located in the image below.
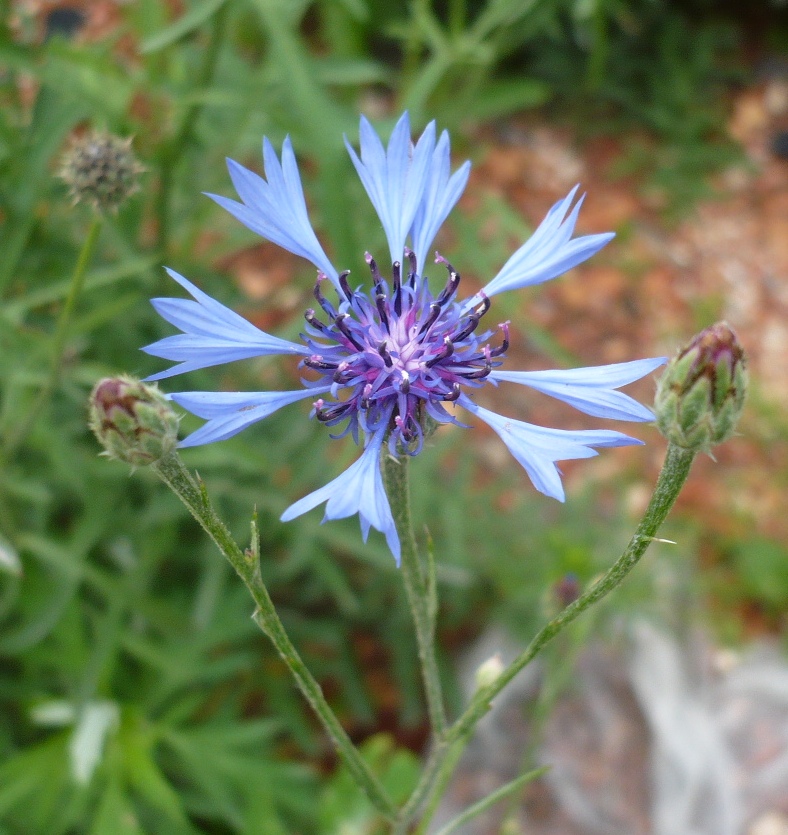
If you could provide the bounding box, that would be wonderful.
[0,1,786,833]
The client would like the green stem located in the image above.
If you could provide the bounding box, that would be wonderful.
[392,738,451,835]
[448,0,466,36]
[155,4,228,257]
[3,217,102,456]
[382,452,446,737]
[399,443,696,822]
[433,766,550,835]
[151,452,397,821]
[412,731,472,835]
[452,444,695,740]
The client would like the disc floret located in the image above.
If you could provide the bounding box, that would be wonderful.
[300,250,508,455]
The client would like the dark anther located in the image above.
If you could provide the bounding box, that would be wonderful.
[304,356,339,371]
[399,373,410,394]
[305,309,332,337]
[418,302,442,336]
[437,263,461,305]
[335,313,365,351]
[463,361,492,380]
[338,270,353,301]
[366,254,385,295]
[377,340,393,368]
[333,361,351,384]
[392,261,402,315]
[451,313,481,342]
[313,280,337,319]
[315,400,353,423]
[442,383,461,402]
[475,293,491,317]
[375,293,390,330]
[405,248,418,286]
[425,336,454,368]
[489,322,510,357]
[360,384,373,410]
[395,415,413,442]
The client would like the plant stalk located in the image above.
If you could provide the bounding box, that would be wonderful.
[3,217,102,456]
[399,443,696,823]
[152,452,398,821]
[382,452,447,737]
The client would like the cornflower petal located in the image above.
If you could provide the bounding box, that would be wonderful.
[142,268,309,381]
[411,130,471,270]
[141,112,662,563]
[491,357,668,422]
[280,426,400,563]
[477,187,615,300]
[459,396,643,501]
[345,112,436,265]
[171,387,331,447]
[206,137,339,288]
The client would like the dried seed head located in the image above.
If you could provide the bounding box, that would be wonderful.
[59,131,144,212]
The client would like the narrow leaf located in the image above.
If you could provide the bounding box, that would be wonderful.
[434,766,550,835]
[140,0,229,53]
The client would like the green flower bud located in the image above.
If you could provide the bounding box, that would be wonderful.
[654,322,747,452]
[474,653,504,690]
[89,376,179,467]
[59,131,144,212]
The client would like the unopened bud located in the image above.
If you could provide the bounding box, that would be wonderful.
[89,376,178,466]
[59,131,144,212]
[475,653,504,690]
[654,322,747,452]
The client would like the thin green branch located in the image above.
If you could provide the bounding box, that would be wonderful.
[433,766,550,835]
[399,443,696,824]
[382,452,447,737]
[152,452,398,821]
[449,443,696,744]
[3,217,102,456]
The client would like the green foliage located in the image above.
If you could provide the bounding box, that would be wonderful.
[528,1,744,212]
[318,735,421,833]
[0,0,753,831]
[731,538,788,613]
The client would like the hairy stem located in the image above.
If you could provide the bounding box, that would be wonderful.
[4,217,102,456]
[152,452,398,821]
[382,452,446,737]
[399,443,696,823]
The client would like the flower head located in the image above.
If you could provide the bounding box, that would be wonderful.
[59,131,144,213]
[654,321,746,452]
[89,376,179,467]
[142,113,666,562]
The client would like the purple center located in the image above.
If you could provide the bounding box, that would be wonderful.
[301,249,509,454]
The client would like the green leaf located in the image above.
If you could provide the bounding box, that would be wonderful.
[458,77,551,122]
[333,0,370,21]
[318,735,420,830]
[433,766,551,835]
[732,538,788,609]
[140,0,230,54]
[313,56,391,86]
[90,779,145,835]
[4,257,159,324]
[116,714,195,832]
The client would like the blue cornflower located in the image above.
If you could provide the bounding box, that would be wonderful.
[143,113,666,563]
